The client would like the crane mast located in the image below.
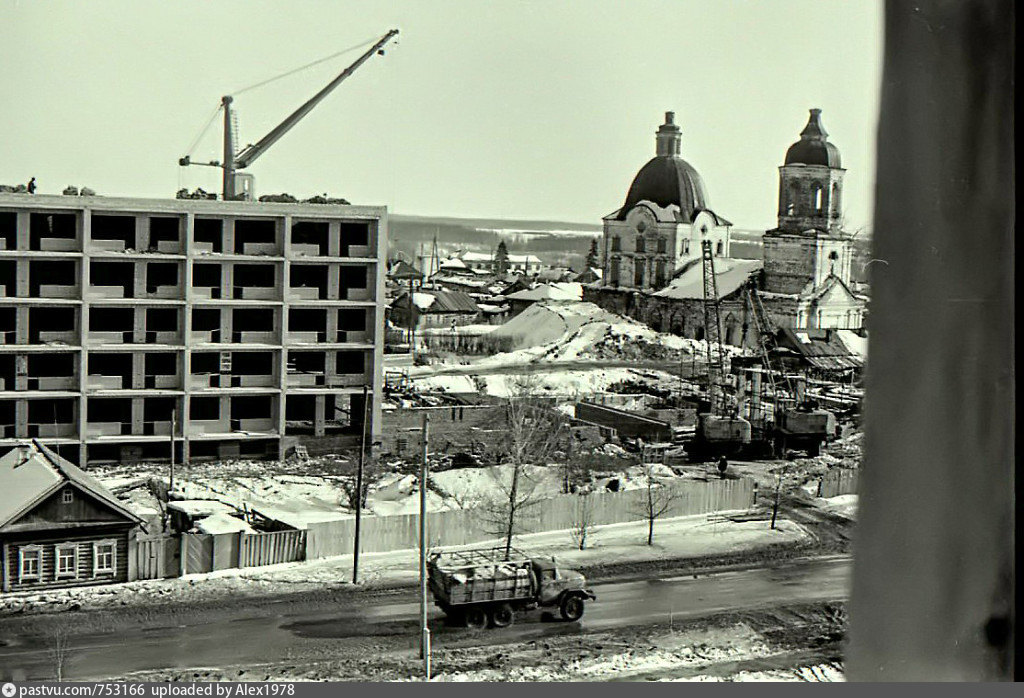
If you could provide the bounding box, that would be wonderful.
[700,239,727,415]
[181,29,399,200]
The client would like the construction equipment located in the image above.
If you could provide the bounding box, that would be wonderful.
[179,29,399,201]
[736,280,837,457]
[688,240,753,460]
[427,547,596,629]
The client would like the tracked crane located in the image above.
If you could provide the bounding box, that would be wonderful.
[179,29,399,200]
[737,280,837,457]
[687,240,752,461]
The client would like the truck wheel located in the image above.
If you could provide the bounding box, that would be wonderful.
[559,593,585,621]
[489,603,514,628]
[463,607,487,630]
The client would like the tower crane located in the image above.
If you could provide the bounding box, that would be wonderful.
[179,29,399,201]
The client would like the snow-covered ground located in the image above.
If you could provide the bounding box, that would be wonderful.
[812,494,858,520]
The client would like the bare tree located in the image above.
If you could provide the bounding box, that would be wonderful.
[337,452,383,512]
[634,465,682,545]
[48,624,71,681]
[569,491,596,550]
[478,375,571,558]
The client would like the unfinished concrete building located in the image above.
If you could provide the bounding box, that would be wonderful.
[0,194,386,466]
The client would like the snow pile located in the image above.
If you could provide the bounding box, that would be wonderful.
[484,302,702,364]
[814,494,858,520]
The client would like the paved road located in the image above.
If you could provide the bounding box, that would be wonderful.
[0,556,850,681]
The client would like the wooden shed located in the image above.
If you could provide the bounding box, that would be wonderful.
[0,440,143,592]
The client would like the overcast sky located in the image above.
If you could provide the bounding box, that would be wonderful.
[2,0,882,230]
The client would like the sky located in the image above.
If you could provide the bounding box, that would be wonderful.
[1,0,883,231]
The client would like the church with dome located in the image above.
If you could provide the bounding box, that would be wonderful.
[585,109,867,347]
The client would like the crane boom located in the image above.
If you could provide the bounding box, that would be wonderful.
[180,29,399,200]
[233,29,399,171]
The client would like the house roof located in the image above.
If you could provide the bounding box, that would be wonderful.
[776,328,864,370]
[0,441,143,531]
[400,289,479,313]
[653,257,762,300]
[387,260,422,280]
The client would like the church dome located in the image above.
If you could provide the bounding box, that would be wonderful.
[616,112,710,221]
[785,109,842,168]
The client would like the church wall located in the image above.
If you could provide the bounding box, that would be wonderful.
[763,234,817,293]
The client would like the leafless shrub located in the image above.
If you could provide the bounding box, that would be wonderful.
[569,492,596,550]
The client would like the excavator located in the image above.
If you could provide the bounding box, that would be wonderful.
[178,29,399,201]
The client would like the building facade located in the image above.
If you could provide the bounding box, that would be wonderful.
[587,110,866,343]
[0,194,386,466]
[601,112,733,291]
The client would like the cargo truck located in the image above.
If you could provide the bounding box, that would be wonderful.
[427,547,596,629]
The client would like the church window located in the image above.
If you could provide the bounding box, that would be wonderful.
[683,240,690,255]
[609,258,620,286]
[611,235,620,252]
[657,237,667,254]
[716,241,723,255]
[634,264,645,287]
[635,237,645,253]
[654,260,666,288]
[832,182,841,216]
[814,185,823,213]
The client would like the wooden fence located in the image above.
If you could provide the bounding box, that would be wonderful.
[128,478,753,580]
[129,536,179,581]
[818,468,860,498]
[130,529,306,580]
[306,476,755,559]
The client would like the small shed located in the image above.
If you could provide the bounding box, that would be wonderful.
[0,440,143,592]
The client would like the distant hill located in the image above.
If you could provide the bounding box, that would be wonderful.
[387,215,871,282]
[388,214,601,270]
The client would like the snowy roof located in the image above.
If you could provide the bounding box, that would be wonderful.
[506,282,583,302]
[654,257,762,300]
[0,441,144,530]
[438,257,468,270]
[411,292,436,310]
[194,512,257,534]
[166,499,238,517]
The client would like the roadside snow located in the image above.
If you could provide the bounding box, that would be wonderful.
[814,494,858,520]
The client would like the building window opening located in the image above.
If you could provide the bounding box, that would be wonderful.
[19,546,41,582]
[634,265,645,287]
[234,219,278,255]
[716,241,723,255]
[657,237,667,254]
[814,186,823,213]
[611,236,621,252]
[62,489,74,504]
[338,222,370,256]
[56,544,78,578]
[635,237,645,253]
[93,541,116,575]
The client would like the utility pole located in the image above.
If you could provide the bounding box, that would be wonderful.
[353,385,370,584]
[419,413,431,679]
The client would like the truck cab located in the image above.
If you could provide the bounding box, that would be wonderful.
[532,557,590,606]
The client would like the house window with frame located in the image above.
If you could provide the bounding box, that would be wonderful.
[18,546,42,582]
[62,489,74,504]
[56,543,78,579]
[93,540,117,576]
